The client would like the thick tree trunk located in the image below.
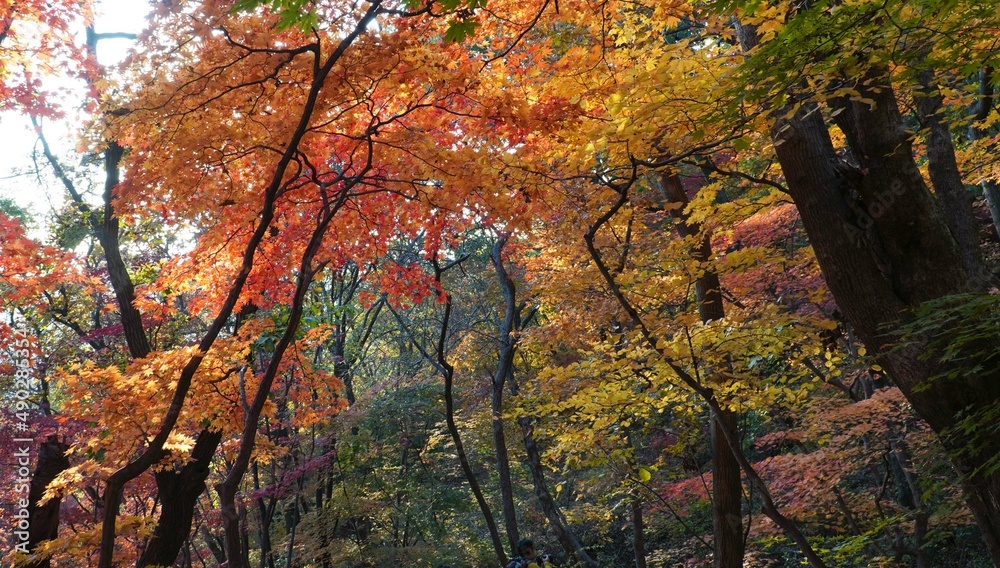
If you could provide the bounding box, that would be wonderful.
[824,77,971,303]
[136,429,223,568]
[711,412,744,568]
[137,304,257,568]
[25,437,70,568]
[770,79,1000,565]
[912,69,984,282]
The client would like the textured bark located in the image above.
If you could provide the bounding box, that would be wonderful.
[826,78,970,303]
[912,69,984,283]
[771,85,1000,565]
[660,171,744,568]
[25,437,70,568]
[136,429,222,568]
[710,411,744,568]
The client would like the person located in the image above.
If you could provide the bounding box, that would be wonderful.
[505,538,553,568]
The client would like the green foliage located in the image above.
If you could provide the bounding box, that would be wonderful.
[898,293,1000,475]
[444,20,481,43]
[230,0,318,30]
[0,198,33,225]
[402,0,487,10]
[232,0,490,40]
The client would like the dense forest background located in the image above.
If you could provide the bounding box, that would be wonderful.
[3,0,1000,566]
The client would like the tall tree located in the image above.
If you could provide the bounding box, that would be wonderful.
[659,169,744,568]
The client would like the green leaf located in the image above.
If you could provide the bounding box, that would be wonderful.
[443,19,480,43]
[638,466,651,482]
[230,0,318,31]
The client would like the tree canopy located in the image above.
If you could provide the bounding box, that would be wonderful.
[3,0,1000,566]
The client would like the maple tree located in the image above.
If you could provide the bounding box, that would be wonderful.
[4,0,1000,566]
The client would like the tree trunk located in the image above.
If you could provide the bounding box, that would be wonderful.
[711,411,744,568]
[136,429,223,568]
[491,236,522,556]
[659,170,744,568]
[888,436,929,568]
[770,77,1000,565]
[631,498,648,568]
[202,525,227,565]
[969,66,1000,241]
[492,236,599,568]
[97,142,153,359]
[586,185,829,567]
[912,69,983,282]
[492,383,521,556]
[438,296,509,566]
[286,495,298,568]
[137,305,257,568]
[252,462,276,568]
[218,203,343,568]
[980,180,1000,241]
[25,437,70,568]
[517,417,599,568]
[31,128,153,568]
[394,256,509,565]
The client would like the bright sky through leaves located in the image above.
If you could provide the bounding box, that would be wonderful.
[0,0,150,227]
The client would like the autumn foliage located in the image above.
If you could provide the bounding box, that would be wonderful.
[2,0,1000,567]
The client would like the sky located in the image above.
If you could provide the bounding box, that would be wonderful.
[0,1,151,232]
